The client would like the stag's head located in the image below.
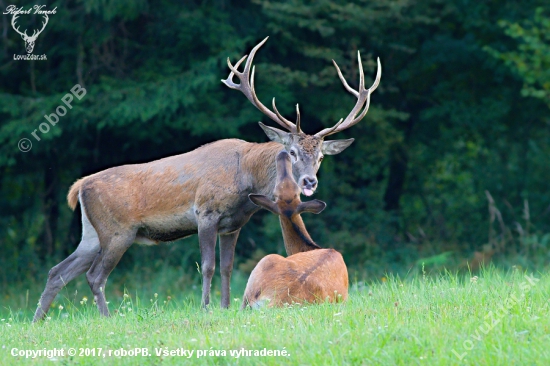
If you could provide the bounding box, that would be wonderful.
[11,14,49,54]
[249,150,326,218]
[222,37,381,196]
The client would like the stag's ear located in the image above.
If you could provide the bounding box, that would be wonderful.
[249,194,280,215]
[258,122,292,146]
[296,199,326,215]
[322,138,355,155]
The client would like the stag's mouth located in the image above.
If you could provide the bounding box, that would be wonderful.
[302,187,315,197]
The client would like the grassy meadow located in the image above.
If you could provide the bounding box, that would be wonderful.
[1,266,549,365]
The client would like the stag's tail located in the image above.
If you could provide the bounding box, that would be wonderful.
[67,178,85,211]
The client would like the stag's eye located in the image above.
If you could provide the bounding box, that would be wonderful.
[289,150,296,157]
[319,156,324,163]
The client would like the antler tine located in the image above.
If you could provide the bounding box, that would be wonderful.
[371,57,382,92]
[331,59,358,98]
[315,54,381,138]
[223,54,248,89]
[322,118,344,137]
[242,36,269,77]
[221,37,297,133]
[295,104,301,133]
[271,98,297,133]
[357,51,365,93]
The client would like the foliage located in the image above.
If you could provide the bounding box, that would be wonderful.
[1,0,550,287]
[486,8,550,108]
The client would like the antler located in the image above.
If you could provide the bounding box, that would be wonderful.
[314,53,381,138]
[222,37,301,134]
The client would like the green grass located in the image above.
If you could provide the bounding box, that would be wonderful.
[1,267,549,365]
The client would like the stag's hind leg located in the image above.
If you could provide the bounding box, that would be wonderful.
[220,229,240,308]
[33,209,100,322]
[85,230,136,317]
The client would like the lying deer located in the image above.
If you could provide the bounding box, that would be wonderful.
[242,151,348,309]
[33,37,378,321]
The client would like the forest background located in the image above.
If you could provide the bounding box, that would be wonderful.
[1,0,549,294]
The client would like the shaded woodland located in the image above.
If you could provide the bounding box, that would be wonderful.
[1,0,549,287]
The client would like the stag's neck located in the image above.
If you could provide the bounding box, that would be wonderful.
[242,141,284,197]
[279,215,320,256]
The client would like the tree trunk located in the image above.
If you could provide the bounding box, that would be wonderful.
[383,144,408,212]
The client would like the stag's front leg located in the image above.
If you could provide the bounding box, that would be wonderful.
[198,220,218,308]
[219,229,240,308]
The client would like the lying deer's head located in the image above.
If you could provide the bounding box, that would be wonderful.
[223,37,381,196]
[11,14,49,54]
[249,150,326,218]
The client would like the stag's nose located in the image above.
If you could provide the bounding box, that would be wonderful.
[303,176,317,188]
[301,176,318,196]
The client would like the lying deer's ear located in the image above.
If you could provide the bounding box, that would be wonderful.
[249,194,280,215]
[322,138,355,155]
[258,122,292,146]
[296,199,326,214]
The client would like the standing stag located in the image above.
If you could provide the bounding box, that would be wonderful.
[243,151,348,309]
[33,37,380,321]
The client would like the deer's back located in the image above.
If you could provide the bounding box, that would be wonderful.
[77,139,281,240]
[244,249,349,307]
